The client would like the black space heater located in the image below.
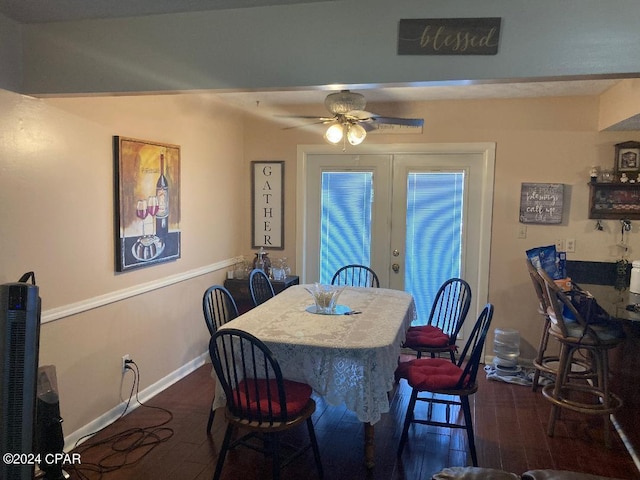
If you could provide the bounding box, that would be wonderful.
[0,272,41,480]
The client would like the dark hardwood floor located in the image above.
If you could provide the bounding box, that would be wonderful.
[64,361,639,480]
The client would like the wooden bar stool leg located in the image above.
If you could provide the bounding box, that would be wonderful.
[547,343,570,437]
[599,350,612,448]
[532,319,551,392]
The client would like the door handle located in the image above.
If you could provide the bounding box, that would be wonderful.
[392,263,400,273]
[393,249,400,257]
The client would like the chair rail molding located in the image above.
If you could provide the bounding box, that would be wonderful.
[42,257,242,324]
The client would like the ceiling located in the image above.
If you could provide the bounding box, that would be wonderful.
[0,0,635,128]
[215,79,621,109]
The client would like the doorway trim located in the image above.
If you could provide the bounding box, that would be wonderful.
[296,142,495,311]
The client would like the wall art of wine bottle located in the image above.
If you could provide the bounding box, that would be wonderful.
[113,136,181,272]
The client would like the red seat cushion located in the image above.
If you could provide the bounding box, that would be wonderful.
[404,325,450,348]
[234,379,312,416]
[395,358,465,390]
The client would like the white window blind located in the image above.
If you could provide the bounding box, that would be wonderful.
[319,172,373,284]
[405,172,464,324]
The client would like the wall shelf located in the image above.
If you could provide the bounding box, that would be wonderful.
[588,182,640,219]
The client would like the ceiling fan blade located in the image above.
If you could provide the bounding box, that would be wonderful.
[275,114,335,121]
[345,110,375,120]
[369,116,424,127]
[281,119,335,130]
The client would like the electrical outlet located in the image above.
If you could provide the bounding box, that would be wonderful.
[555,239,564,251]
[566,238,576,253]
[121,354,130,374]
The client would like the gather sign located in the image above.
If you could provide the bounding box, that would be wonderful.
[252,161,284,249]
[398,17,501,55]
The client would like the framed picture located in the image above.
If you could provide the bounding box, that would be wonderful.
[614,141,640,177]
[519,183,564,224]
[114,136,181,272]
[251,161,284,249]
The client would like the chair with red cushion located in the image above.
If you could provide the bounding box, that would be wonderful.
[396,303,494,467]
[402,278,472,361]
[209,328,323,480]
[202,285,239,433]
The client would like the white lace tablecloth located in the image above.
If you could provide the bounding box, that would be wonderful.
[212,284,416,424]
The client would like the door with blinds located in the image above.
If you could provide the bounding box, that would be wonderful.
[298,144,494,329]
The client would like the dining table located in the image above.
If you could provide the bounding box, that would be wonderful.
[211,283,417,468]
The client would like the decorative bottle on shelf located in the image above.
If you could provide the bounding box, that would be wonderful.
[155,153,169,239]
[253,247,271,276]
[281,257,291,276]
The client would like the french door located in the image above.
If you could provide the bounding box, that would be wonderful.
[296,143,495,333]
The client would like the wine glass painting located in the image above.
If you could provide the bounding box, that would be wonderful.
[114,136,181,272]
[147,195,159,236]
[136,199,148,236]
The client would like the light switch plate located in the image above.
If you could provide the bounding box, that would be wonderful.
[518,225,527,239]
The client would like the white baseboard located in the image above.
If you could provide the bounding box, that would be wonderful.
[64,352,209,451]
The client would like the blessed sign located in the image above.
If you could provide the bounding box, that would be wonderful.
[519,183,564,224]
[252,161,284,249]
[398,17,501,55]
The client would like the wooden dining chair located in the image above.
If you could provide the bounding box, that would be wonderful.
[202,285,239,433]
[249,268,275,306]
[331,264,380,287]
[396,303,494,467]
[209,328,323,480]
[537,267,624,447]
[202,285,239,335]
[402,278,472,362]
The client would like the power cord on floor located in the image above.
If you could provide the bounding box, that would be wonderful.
[64,360,175,480]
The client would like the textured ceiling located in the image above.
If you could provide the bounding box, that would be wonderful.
[215,79,640,131]
[214,79,621,108]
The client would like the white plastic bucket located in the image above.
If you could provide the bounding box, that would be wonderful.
[493,328,520,367]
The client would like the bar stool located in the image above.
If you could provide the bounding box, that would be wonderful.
[525,260,592,392]
[537,267,624,447]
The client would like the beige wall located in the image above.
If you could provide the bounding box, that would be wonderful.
[244,95,640,360]
[0,90,246,437]
[599,79,640,130]
[3,86,640,444]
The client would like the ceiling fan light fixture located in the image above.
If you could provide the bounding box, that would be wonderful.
[324,123,344,144]
[346,124,367,145]
[324,90,366,115]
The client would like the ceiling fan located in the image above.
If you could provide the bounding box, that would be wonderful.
[279,90,424,147]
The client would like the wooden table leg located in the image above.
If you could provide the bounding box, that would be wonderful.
[364,422,375,468]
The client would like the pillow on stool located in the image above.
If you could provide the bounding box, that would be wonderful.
[432,466,519,479]
[404,325,450,347]
[522,470,625,480]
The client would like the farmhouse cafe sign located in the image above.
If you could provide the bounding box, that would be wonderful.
[398,17,501,55]
[519,183,564,224]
